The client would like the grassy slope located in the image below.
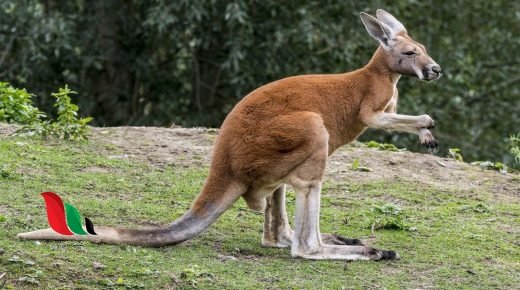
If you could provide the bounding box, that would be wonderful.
[0,133,519,289]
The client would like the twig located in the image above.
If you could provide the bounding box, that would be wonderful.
[192,51,202,113]
[370,221,376,238]
[9,148,22,157]
[0,34,15,68]
[237,207,263,215]
[309,265,325,274]
[467,76,520,104]
[0,272,5,280]
[482,61,520,68]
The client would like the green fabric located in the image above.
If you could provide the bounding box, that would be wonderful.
[65,203,88,235]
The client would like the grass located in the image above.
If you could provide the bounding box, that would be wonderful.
[0,135,519,289]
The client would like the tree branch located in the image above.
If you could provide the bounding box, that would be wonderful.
[467,76,520,104]
[0,34,15,68]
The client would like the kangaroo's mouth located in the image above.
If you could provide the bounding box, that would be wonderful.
[422,67,442,81]
[421,70,442,81]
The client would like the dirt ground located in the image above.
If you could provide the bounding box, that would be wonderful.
[1,123,518,198]
[87,126,519,199]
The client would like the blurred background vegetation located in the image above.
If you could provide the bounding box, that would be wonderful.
[0,0,518,163]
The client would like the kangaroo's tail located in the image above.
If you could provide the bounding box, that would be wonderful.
[17,178,245,247]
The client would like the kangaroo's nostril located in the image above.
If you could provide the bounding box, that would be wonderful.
[431,65,441,74]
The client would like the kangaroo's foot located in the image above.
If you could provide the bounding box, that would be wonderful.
[320,233,365,246]
[293,244,399,261]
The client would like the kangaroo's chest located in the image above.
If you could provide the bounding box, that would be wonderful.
[383,86,399,113]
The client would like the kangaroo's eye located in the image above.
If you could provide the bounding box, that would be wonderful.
[403,51,415,56]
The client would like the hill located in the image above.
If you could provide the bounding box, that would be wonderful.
[0,124,519,289]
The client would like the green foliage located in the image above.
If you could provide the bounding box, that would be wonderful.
[352,158,360,170]
[0,1,518,163]
[47,85,93,140]
[471,161,508,174]
[1,163,15,179]
[1,83,92,140]
[179,265,214,287]
[19,85,93,140]
[351,158,373,172]
[366,140,404,152]
[448,148,464,162]
[366,203,410,231]
[0,82,45,125]
[459,203,493,214]
[509,134,520,164]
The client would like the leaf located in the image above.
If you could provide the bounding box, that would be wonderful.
[351,159,359,170]
[8,255,21,262]
[366,141,380,148]
[448,148,464,162]
[19,276,40,285]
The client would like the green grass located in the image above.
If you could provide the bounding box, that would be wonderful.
[0,136,519,289]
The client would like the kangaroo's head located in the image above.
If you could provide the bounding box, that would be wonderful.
[360,9,441,81]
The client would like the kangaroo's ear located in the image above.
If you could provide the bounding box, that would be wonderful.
[360,12,396,47]
[376,9,407,34]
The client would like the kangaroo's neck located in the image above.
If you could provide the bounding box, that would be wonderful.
[362,46,401,86]
[325,47,402,151]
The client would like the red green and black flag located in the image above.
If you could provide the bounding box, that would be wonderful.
[41,192,97,235]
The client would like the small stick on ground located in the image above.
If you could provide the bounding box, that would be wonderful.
[371,221,376,238]
[309,266,325,274]
[238,207,263,215]
[0,272,5,280]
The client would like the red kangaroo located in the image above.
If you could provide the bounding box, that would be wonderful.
[19,9,441,260]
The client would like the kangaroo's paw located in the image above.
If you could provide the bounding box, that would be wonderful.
[419,128,439,152]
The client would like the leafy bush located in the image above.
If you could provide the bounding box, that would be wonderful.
[48,86,93,140]
[0,82,45,125]
[0,83,92,140]
[365,203,410,231]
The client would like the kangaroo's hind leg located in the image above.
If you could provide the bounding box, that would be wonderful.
[262,185,293,247]
[261,185,364,247]
[285,118,397,260]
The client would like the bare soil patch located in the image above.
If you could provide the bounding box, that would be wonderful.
[1,123,518,200]
[87,126,518,200]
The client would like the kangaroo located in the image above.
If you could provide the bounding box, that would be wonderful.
[18,9,441,260]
